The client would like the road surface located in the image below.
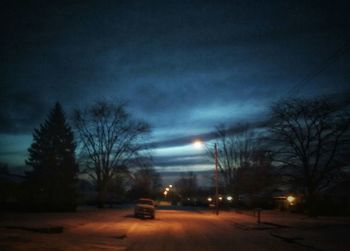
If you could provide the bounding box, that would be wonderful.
[1,207,349,250]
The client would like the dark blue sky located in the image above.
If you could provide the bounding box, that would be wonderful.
[1,0,349,183]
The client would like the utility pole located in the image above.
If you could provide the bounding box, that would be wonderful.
[214,143,219,215]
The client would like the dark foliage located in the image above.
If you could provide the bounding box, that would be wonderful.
[25,103,78,211]
[0,163,26,211]
[128,166,162,200]
[175,171,198,200]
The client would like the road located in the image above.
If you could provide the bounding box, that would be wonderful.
[1,207,349,250]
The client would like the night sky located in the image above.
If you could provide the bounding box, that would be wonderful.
[1,0,349,184]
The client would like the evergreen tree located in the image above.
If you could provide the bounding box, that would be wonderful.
[25,102,78,211]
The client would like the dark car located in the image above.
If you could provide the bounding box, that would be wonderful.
[134,198,156,219]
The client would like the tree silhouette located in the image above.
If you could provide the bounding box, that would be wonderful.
[208,124,276,201]
[25,102,78,211]
[175,171,198,200]
[270,97,350,215]
[0,162,9,175]
[73,101,150,207]
[129,166,162,200]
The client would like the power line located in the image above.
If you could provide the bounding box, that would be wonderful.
[285,39,350,97]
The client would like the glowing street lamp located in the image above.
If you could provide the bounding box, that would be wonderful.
[287,195,296,205]
[193,140,203,149]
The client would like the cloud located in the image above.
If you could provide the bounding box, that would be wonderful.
[1,0,350,175]
[152,153,208,167]
[0,88,49,134]
[146,118,268,149]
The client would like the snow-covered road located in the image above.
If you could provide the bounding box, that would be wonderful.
[1,208,349,250]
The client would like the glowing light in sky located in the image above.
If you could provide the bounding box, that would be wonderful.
[193,140,203,149]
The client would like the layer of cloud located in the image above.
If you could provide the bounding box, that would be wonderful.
[1,0,349,175]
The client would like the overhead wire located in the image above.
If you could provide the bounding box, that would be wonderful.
[284,39,350,97]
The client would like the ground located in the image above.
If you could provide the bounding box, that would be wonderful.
[1,207,349,251]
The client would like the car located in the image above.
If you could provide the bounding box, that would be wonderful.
[134,198,156,219]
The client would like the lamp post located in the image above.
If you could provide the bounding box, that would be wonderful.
[192,139,219,216]
[214,143,219,215]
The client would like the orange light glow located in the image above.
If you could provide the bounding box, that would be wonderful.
[287,195,295,205]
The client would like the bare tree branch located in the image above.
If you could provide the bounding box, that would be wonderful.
[73,100,150,207]
[269,97,350,213]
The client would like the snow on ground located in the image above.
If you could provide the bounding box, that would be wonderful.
[1,207,349,251]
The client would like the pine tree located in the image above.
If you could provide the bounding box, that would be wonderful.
[26,102,78,211]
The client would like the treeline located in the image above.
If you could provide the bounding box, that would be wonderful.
[1,101,161,212]
[1,96,349,215]
[208,96,350,215]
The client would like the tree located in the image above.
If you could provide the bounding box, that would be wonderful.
[129,166,162,200]
[209,124,276,200]
[73,101,150,207]
[0,162,9,175]
[270,97,350,214]
[26,103,78,211]
[106,165,130,205]
[234,150,275,197]
[0,163,23,210]
[0,162,10,207]
[175,171,198,200]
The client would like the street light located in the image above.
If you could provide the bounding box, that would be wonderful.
[193,140,203,149]
[287,195,296,206]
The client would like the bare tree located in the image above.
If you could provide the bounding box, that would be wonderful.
[73,101,150,207]
[270,97,350,214]
[209,124,274,199]
[175,171,198,200]
[234,149,274,198]
[129,166,162,200]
